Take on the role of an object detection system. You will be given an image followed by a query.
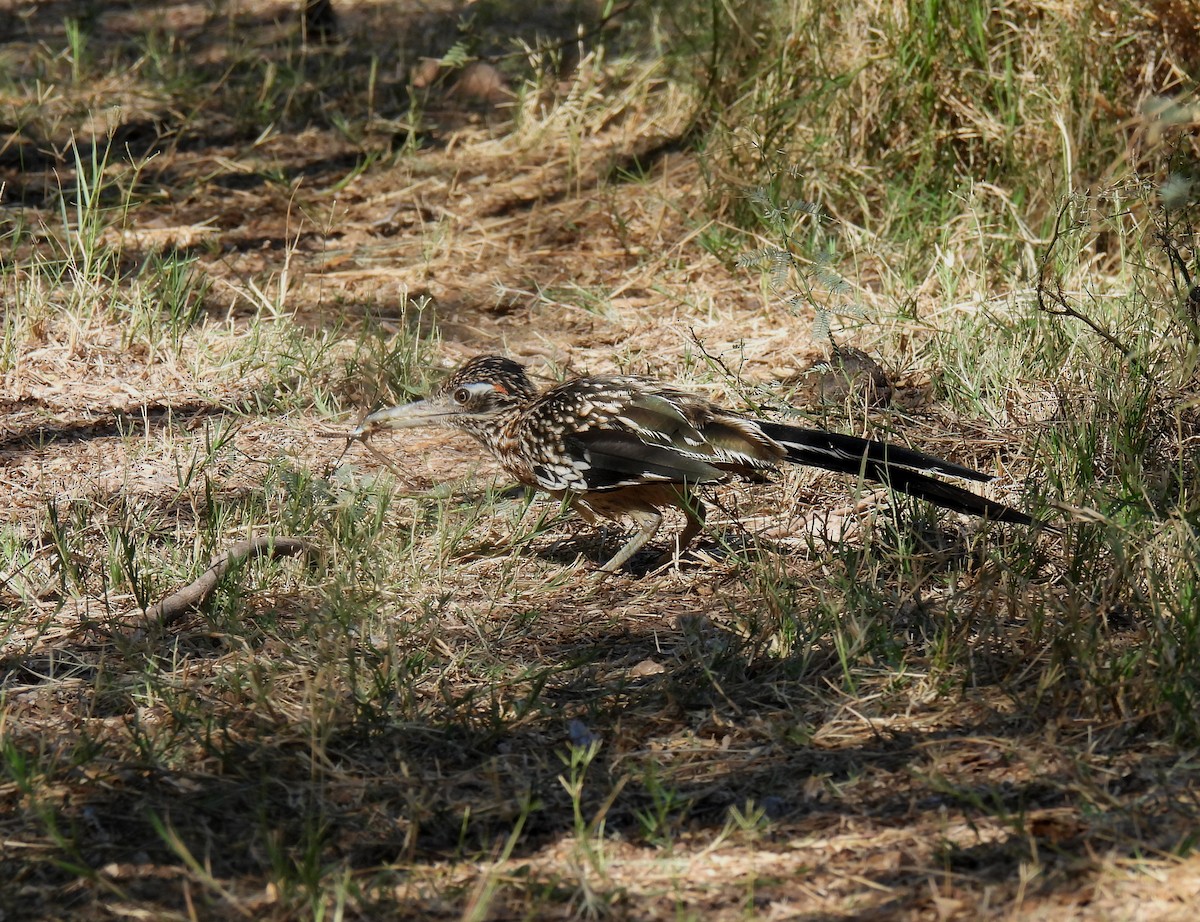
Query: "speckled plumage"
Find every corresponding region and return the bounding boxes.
[359,354,1044,571]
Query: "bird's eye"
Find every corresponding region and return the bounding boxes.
[452,386,471,405]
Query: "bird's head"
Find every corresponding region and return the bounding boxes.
[355,355,537,439]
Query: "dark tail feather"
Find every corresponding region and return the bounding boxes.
[758,422,991,482]
[759,422,1045,527]
[858,459,1043,526]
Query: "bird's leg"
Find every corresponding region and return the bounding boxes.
[599,508,663,573]
[653,489,707,568]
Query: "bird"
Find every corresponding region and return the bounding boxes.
[354,354,1046,572]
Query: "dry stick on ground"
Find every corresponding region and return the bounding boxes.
[1036,198,1136,361]
[144,537,314,626]
[1037,276,1135,358]
[145,428,363,627]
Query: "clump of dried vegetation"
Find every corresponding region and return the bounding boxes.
[2,0,1199,918]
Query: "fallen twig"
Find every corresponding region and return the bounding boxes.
[145,536,314,626]
[1036,197,1136,361]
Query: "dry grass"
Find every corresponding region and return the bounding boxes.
[2,0,1199,919]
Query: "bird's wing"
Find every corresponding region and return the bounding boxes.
[516,379,750,492]
[614,392,784,465]
[564,431,725,490]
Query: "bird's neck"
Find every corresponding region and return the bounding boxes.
[454,408,523,465]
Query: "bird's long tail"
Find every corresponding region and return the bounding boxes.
[757,421,1044,527]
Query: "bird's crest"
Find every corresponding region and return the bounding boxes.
[442,355,538,403]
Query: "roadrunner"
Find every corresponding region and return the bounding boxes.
[356,355,1043,571]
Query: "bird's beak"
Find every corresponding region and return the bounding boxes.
[352,398,451,437]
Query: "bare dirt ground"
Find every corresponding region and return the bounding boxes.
[3,2,1200,920]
